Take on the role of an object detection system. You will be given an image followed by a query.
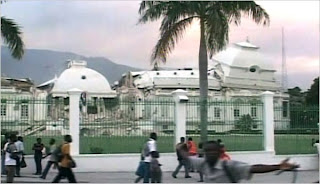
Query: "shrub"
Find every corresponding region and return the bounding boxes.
[235,114,254,131]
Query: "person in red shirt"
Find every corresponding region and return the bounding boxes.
[187,137,197,156]
[217,139,231,161]
[187,137,198,172]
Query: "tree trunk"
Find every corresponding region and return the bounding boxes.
[199,18,208,143]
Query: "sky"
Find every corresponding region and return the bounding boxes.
[1,1,319,90]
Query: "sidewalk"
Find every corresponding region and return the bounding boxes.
[1,170,319,183]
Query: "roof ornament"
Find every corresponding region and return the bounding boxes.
[246,36,250,43]
[67,60,87,68]
[152,61,159,71]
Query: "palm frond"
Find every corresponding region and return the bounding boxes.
[204,8,229,59]
[1,16,24,60]
[138,1,170,24]
[160,2,199,31]
[152,16,195,63]
[139,1,270,62]
[221,1,270,26]
[138,1,156,15]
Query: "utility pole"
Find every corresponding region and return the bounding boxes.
[281,27,288,92]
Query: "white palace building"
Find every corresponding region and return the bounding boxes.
[115,40,290,132]
[117,41,286,101]
[1,40,290,136]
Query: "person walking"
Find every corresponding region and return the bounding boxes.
[150,151,162,183]
[187,137,197,172]
[52,135,77,183]
[142,132,157,183]
[40,138,59,179]
[4,134,18,183]
[187,137,198,156]
[134,147,146,183]
[197,142,204,182]
[172,137,191,179]
[1,135,9,175]
[14,136,24,177]
[32,138,45,175]
[178,140,299,183]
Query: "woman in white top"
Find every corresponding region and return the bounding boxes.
[4,134,18,183]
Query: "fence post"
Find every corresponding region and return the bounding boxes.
[172,89,188,146]
[68,88,82,155]
[261,91,275,152]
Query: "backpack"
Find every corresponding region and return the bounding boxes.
[51,144,63,162]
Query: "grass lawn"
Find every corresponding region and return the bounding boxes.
[21,134,318,155]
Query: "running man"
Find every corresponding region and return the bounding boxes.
[178,140,299,183]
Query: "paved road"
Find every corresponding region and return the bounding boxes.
[1,170,319,183]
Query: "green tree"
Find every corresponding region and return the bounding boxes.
[1,16,25,59]
[138,1,269,142]
[235,114,255,131]
[305,77,319,105]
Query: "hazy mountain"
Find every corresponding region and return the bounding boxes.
[1,47,141,85]
[1,47,317,91]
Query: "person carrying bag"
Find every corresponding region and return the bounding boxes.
[20,156,27,168]
[52,135,77,183]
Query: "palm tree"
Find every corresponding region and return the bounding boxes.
[1,16,24,60]
[138,1,269,142]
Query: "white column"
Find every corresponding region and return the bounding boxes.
[261,91,275,152]
[172,89,188,146]
[68,88,82,155]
